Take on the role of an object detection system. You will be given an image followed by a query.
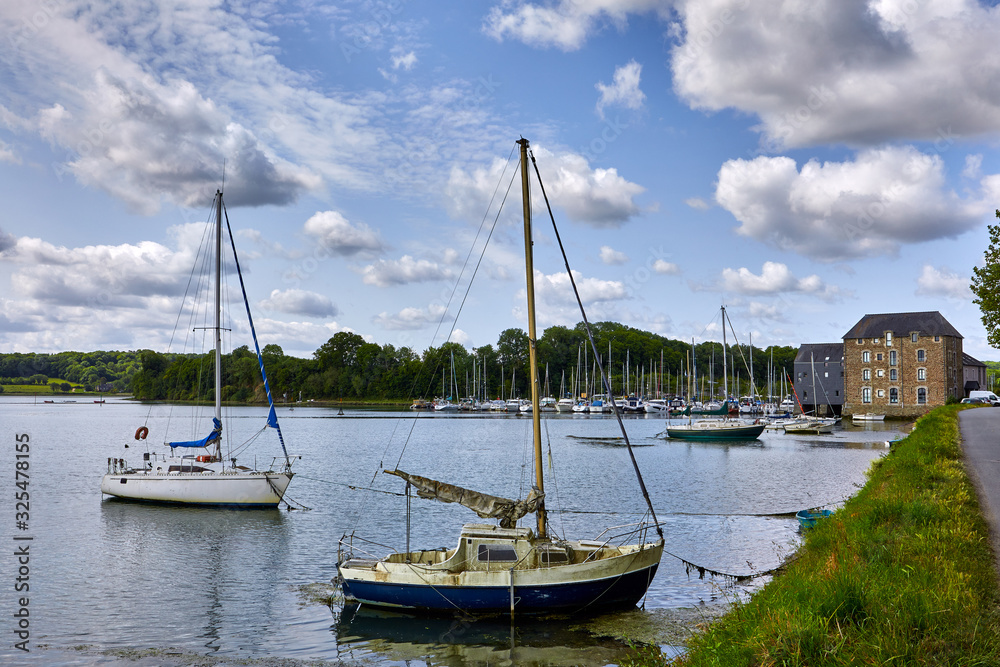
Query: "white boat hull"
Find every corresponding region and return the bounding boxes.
[101,468,293,507]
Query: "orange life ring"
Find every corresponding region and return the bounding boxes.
[134,426,149,441]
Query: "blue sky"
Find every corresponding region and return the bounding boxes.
[1,0,999,360]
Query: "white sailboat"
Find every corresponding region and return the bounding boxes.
[101,191,298,508]
[336,139,663,615]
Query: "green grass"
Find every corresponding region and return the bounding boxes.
[669,405,1000,666]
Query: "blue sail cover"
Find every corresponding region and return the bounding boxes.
[168,417,222,448]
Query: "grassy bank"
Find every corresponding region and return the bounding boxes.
[664,405,1000,665]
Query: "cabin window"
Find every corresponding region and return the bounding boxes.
[862,387,872,404]
[911,333,919,342]
[890,388,899,404]
[478,544,518,562]
[167,465,209,473]
[862,351,871,363]
[540,549,569,565]
[890,351,897,366]
[863,369,871,381]
[886,332,892,346]
[917,388,927,404]
[917,368,926,381]
[917,349,926,362]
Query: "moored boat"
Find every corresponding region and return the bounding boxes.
[336,138,663,616]
[100,190,298,508]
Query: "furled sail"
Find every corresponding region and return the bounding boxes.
[168,417,222,448]
[385,469,543,529]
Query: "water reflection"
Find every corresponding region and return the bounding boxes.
[334,603,639,666]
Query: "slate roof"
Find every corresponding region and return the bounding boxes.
[963,352,986,368]
[794,343,844,364]
[842,311,962,340]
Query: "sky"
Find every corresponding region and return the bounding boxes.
[2,0,1000,362]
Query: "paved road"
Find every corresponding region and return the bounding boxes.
[959,407,1000,573]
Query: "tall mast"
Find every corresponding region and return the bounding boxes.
[519,138,546,538]
[722,305,728,404]
[214,191,224,459]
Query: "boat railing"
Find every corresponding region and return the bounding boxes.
[337,533,400,563]
[589,521,657,548]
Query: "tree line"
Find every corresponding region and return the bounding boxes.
[129,322,799,403]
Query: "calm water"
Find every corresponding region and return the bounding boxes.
[0,397,895,665]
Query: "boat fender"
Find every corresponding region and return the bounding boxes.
[134,426,149,441]
[754,419,761,425]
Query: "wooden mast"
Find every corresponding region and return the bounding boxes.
[519,138,546,538]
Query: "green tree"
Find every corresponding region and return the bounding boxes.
[972,210,1000,348]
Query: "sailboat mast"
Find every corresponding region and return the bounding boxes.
[519,138,546,538]
[721,305,728,403]
[213,191,224,458]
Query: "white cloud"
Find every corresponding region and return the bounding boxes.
[595,60,645,119]
[916,265,973,300]
[599,245,629,265]
[684,197,709,210]
[715,146,994,261]
[258,289,337,318]
[392,50,418,70]
[720,261,843,302]
[445,146,645,227]
[483,0,668,51]
[671,0,1000,148]
[373,304,450,330]
[360,255,454,287]
[302,211,386,258]
[652,259,680,275]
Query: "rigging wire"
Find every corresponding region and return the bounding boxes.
[527,146,664,541]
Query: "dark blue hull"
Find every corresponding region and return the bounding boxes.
[341,562,659,615]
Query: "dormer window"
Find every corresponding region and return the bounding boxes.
[885,332,893,347]
[911,333,918,343]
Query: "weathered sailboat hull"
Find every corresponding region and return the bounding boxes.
[340,542,662,614]
[100,471,292,507]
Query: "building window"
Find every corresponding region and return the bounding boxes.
[877,369,884,378]
[890,350,897,366]
[917,388,927,404]
[863,369,871,381]
[890,388,898,404]
[917,368,926,381]
[934,336,940,342]
[877,353,883,361]
[862,351,871,363]
[877,389,885,398]
[862,387,872,404]
[857,338,863,344]
[886,332,892,346]
[890,369,897,381]
[917,349,925,362]
[911,333,918,342]
[835,390,840,397]
[824,372,829,378]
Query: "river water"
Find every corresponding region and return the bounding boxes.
[0,396,897,665]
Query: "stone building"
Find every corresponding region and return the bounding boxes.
[842,311,963,417]
[962,353,988,396]
[792,343,844,417]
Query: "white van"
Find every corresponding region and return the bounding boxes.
[968,390,1000,406]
